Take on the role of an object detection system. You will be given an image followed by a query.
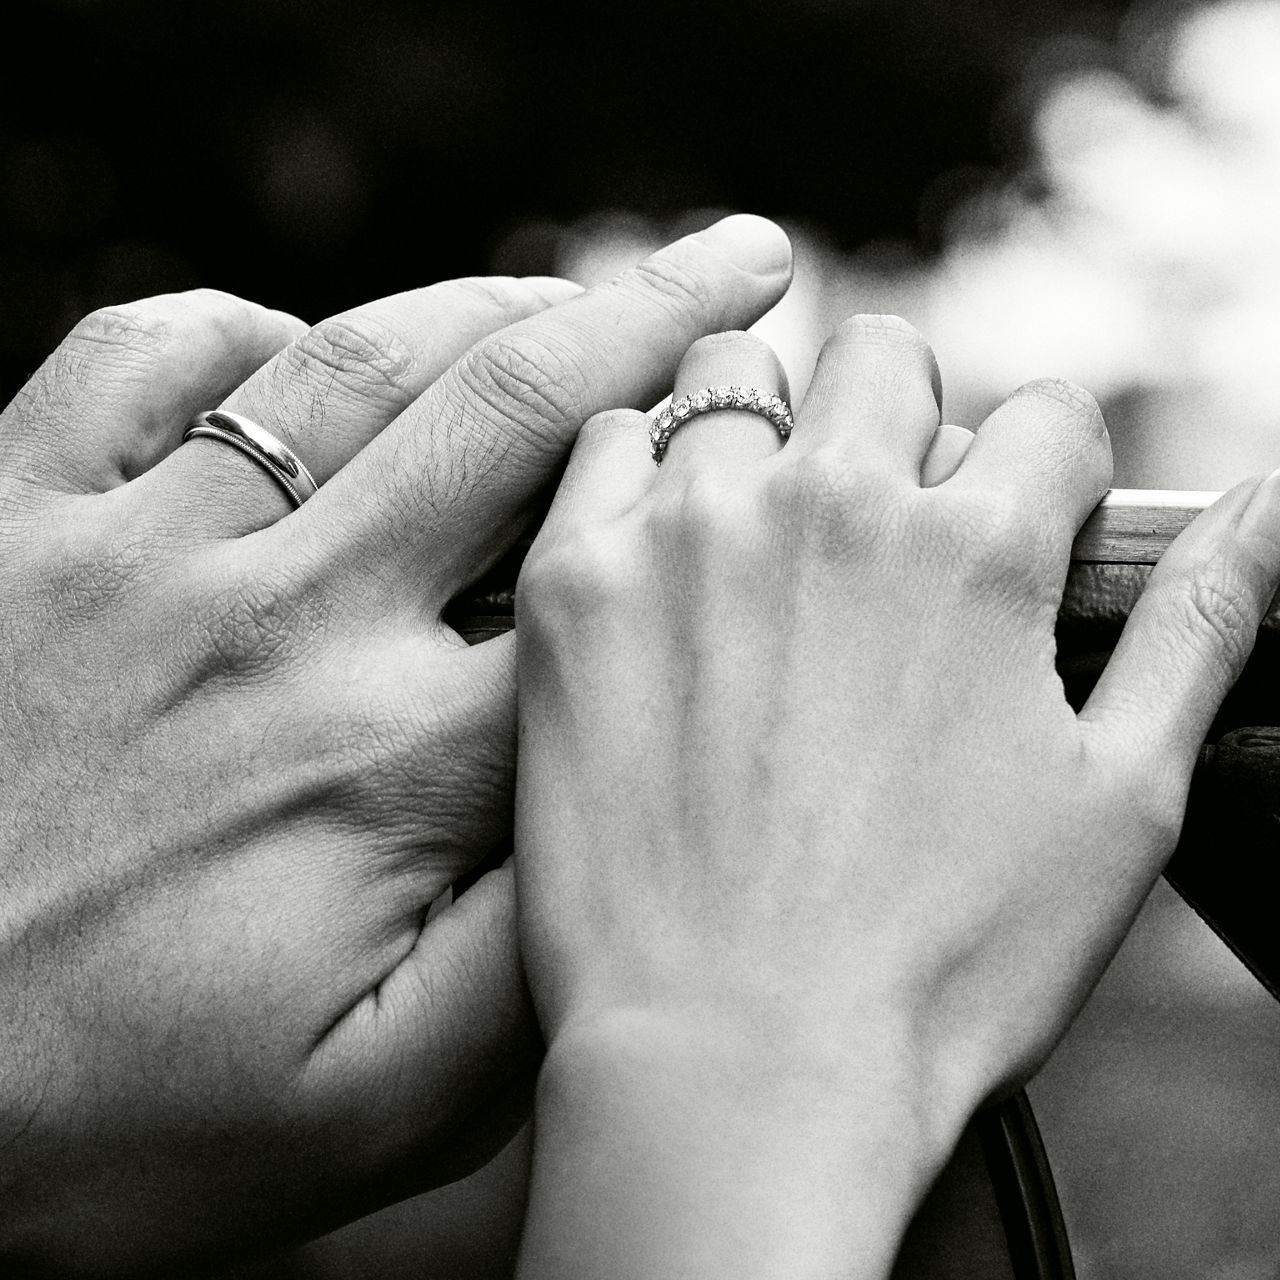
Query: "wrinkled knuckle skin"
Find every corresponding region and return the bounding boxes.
[456,331,588,455]
[286,314,417,415]
[17,304,175,413]
[315,688,511,846]
[67,301,175,362]
[3,304,163,442]
[32,516,150,622]
[448,274,536,314]
[623,254,717,322]
[955,490,1024,555]
[185,569,306,681]
[1177,561,1258,685]
[579,408,641,449]
[933,491,1057,603]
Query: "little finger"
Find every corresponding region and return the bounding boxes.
[942,378,1113,562]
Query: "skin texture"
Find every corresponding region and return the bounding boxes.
[0,216,793,1277]
[513,320,1280,1280]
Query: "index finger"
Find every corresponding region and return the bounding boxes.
[279,215,792,611]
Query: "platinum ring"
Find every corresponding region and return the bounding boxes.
[182,410,319,507]
[649,386,794,466]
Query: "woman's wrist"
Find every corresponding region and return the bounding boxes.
[517,1006,970,1280]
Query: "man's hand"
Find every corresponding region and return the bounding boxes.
[513,320,1280,1280]
[0,216,792,1275]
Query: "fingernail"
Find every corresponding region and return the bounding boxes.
[688,214,792,278]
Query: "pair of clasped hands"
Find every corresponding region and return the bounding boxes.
[2,215,1278,1279]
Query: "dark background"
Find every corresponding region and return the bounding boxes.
[2,0,1137,398]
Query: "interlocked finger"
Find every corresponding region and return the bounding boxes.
[532,409,654,546]
[277,215,793,618]
[127,276,581,542]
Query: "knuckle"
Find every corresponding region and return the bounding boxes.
[446,274,540,315]
[45,304,173,399]
[179,286,249,316]
[580,407,644,449]
[455,329,587,454]
[317,681,507,839]
[287,313,417,414]
[951,489,1024,552]
[319,698,413,803]
[1173,561,1257,681]
[185,565,305,679]
[35,509,150,619]
[937,490,1056,597]
[767,447,898,554]
[660,470,745,537]
[622,253,717,322]
[67,301,173,359]
[518,532,625,636]
[822,315,939,409]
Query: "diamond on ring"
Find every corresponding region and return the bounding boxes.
[648,385,794,466]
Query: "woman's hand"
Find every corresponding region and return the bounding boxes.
[0,216,792,1275]
[513,320,1280,1279]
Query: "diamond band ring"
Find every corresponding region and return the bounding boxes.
[649,386,794,466]
[182,410,319,507]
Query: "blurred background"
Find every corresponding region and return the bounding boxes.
[5,0,1280,1276]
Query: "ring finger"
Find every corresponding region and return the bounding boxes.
[653,330,791,476]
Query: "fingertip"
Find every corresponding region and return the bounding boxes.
[684,214,793,281]
[1007,377,1107,440]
